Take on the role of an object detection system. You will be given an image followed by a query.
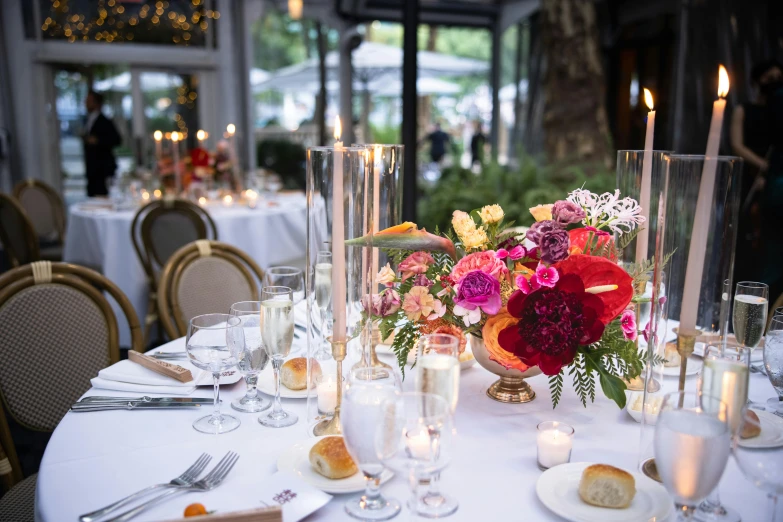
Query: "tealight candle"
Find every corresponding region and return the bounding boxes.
[245,189,258,209]
[315,374,341,415]
[222,194,233,206]
[141,190,150,201]
[405,427,432,460]
[153,189,162,199]
[198,196,207,207]
[536,421,574,470]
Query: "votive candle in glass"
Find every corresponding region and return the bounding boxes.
[537,421,574,470]
[315,374,341,415]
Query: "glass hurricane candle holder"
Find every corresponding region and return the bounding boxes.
[536,421,574,470]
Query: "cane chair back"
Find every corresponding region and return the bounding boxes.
[158,241,264,338]
[0,194,39,269]
[12,179,66,244]
[0,262,141,486]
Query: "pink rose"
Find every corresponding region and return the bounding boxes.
[398,252,435,281]
[451,251,509,282]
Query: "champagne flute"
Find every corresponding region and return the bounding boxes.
[185,314,243,434]
[264,266,305,305]
[376,392,455,518]
[696,345,750,522]
[732,407,783,522]
[765,317,783,414]
[733,282,768,351]
[654,391,730,521]
[314,251,333,360]
[229,301,271,413]
[258,286,297,428]
[341,367,402,521]
[413,333,460,517]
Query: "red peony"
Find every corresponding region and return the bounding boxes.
[498,274,606,376]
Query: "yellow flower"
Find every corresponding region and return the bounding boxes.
[451,210,476,238]
[461,228,488,250]
[376,263,396,286]
[480,204,504,224]
[529,204,553,222]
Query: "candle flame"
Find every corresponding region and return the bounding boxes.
[643,88,654,110]
[153,189,162,198]
[196,129,207,141]
[153,130,163,141]
[171,132,180,142]
[226,123,236,135]
[198,196,206,206]
[718,65,729,98]
[223,194,233,204]
[334,116,342,141]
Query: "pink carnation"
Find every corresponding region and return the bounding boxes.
[398,252,435,281]
[451,251,509,282]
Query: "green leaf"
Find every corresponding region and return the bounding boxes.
[469,209,483,226]
[619,227,642,250]
[599,372,627,409]
[549,374,564,409]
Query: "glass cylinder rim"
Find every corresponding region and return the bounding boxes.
[536,420,575,435]
[189,313,241,329]
[770,316,783,328]
[419,333,460,346]
[229,300,261,312]
[666,154,743,162]
[351,143,405,149]
[266,266,302,275]
[306,145,368,152]
[616,149,674,154]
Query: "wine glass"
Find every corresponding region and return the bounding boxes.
[732,406,783,522]
[341,367,402,521]
[654,391,730,521]
[696,345,751,522]
[229,301,271,413]
[314,251,333,360]
[258,286,297,428]
[376,392,455,518]
[185,314,243,434]
[765,317,783,414]
[733,282,769,351]
[265,266,305,305]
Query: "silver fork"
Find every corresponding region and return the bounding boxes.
[106,452,240,522]
[79,453,211,522]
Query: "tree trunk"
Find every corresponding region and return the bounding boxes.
[540,0,613,168]
[418,26,438,133]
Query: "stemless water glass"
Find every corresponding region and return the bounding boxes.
[341,367,402,521]
[733,282,769,351]
[264,266,305,304]
[765,317,783,414]
[229,301,271,413]
[258,286,298,428]
[696,345,751,521]
[314,251,333,360]
[416,334,460,412]
[654,391,730,521]
[732,407,783,522]
[376,392,456,518]
[186,314,243,434]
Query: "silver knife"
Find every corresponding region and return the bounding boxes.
[78,396,214,404]
[148,352,188,359]
[71,402,202,412]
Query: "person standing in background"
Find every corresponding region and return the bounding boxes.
[421,122,451,165]
[83,90,121,197]
[470,120,487,168]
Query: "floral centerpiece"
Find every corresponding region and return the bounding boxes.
[348,190,663,409]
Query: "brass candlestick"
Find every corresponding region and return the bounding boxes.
[673,327,701,393]
[313,339,346,436]
[352,324,392,372]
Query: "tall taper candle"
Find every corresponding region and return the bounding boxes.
[332,116,346,342]
[171,131,181,195]
[680,65,730,331]
[635,88,655,263]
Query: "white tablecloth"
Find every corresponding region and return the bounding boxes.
[35,338,773,522]
[62,195,308,346]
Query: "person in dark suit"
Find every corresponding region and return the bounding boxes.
[83,90,121,197]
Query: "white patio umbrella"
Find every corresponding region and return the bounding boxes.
[94,71,183,92]
[372,76,462,97]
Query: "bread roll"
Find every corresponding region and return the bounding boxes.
[740,410,762,439]
[578,464,636,509]
[309,437,358,479]
[281,358,322,390]
[664,342,681,367]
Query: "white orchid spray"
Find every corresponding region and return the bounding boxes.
[567,188,645,235]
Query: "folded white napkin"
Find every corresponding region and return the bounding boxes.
[90,359,201,395]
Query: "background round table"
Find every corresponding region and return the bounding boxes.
[63,194,307,347]
[35,337,773,521]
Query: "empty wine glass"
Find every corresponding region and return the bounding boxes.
[654,391,730,520]
[258,286,297,428]
[265,266,305,305]
[313,251,332,360]
[733,282,769,352]
[229,301,271,413]
[765,317,783,414]
[376,392,456,518]
[186,314,243,434]
[341,367,402,521]
[732,406,783,522]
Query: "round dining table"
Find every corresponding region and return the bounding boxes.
[62,193,308,347]
[35,336,774,522]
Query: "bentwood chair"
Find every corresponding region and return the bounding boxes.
[0,261,142,514]
[768,292,783,330]
[0,194,39,270]
[12,179,67,261]
[131,198,218,346]
[157,241,264,339]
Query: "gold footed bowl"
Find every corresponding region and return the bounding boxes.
[470,335,541,403]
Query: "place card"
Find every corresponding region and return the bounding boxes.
[255,471,332,521]
[128,351,193,383]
